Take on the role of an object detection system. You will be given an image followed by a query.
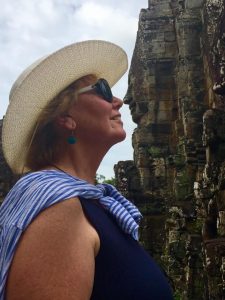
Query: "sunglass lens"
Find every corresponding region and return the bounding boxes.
[96,79,113,102]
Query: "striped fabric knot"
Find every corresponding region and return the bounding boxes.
[96,184,142,240]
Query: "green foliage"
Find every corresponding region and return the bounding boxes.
[95,174,106,184]
[173,290,182,300]
[95,173,115,185]
[103,177,116,185]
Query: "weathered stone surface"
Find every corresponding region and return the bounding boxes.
[0,120,18,204]
[116,0,225,299]
[114,160,141,201]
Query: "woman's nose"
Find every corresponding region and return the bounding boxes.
[112,96,123,109]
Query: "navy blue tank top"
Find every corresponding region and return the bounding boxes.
[79,198,174,300]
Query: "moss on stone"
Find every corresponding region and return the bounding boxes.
[174,169,193,201]
[173,154,186,168]
[173,290,182,300]
[147,146,162,158]
[187,219,203,234]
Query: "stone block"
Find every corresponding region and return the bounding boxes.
[133,130,171,150]
[186,0,204,9]
[164,31,176,42]
[156,60,176,75]
[153,158,166,177]
[156,76,176,88]
[147,75,156,86]
[148,100,176,111]
[147,109,175,122]
[218,211,225,236]
[156,89,177,101]
[165,42,178,57]
[151,41,166,54]
[146,123,172,134]
[144,31,165,42]
[169,229,180,243]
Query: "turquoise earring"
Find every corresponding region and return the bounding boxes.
[67,131,77,144]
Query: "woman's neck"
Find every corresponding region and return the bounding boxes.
[49,142,109,184]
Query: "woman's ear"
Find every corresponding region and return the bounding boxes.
[55,115,76,130]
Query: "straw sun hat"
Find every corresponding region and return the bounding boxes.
[2,40,128,174]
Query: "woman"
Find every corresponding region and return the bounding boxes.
[0,40,173,299]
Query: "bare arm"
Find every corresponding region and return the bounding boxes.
[6,198,99,300]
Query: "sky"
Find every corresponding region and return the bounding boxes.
[0,0,148,179]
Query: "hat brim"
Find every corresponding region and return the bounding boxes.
[2,40,128,173]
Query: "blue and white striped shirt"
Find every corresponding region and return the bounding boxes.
[0,170,142,299]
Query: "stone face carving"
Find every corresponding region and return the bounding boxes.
[115,0,225,299]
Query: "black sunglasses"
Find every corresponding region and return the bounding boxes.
[77,78,113,102]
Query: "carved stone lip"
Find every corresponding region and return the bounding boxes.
[129,101,136,113]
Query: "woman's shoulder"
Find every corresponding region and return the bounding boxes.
[6,196,98,299]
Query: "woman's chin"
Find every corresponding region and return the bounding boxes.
[112,130,126,145]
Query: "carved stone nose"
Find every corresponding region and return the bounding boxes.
[123,95,132,105]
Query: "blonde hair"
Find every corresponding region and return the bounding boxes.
[25,74,97,171]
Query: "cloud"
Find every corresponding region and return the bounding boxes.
[73,2,137,37]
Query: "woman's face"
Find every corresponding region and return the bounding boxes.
[68,78,126,148]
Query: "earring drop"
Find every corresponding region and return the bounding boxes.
[67,131,77,144]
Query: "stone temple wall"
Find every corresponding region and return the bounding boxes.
[0,119,18,204]
[115,0,225,299]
